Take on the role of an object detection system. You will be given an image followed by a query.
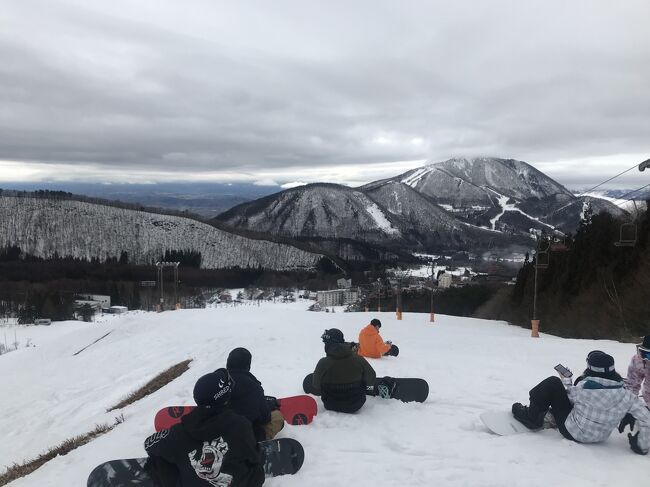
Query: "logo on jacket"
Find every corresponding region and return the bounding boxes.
[188,438,233,487]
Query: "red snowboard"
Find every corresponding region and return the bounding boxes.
[154,395,318,431]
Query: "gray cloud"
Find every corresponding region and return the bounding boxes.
[1,0,649,188]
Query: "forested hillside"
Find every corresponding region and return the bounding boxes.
[0,193,324,271]
[476,202,650,339]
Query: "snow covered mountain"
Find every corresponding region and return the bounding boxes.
[0,195,325,270]
[217,183,402,241]
[215,183,412,259]
[393,157,573,205]
[382,157,626,234]
[215,182,517,257]
[215,158,627,258]
[363,181,514,248]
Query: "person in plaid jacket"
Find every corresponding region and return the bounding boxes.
[625,335,650,407]
[511,351,650,455]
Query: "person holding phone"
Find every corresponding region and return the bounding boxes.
[511,351,650,455]
[625,335,650,407]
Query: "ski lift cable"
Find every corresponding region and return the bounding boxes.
[576,163,641,197]
[547,162,642,217]
[611,182,650,208]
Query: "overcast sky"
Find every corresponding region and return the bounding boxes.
[1,0,649,189]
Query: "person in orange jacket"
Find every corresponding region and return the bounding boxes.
[357,319,399,358]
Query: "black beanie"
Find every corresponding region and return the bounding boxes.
[321,328,345,344]
[226,347,252,371]
[193,369,234,407]
[586,350,615,373]
[370,319,381,328]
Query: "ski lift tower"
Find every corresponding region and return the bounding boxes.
[429,259,436,323]
[531,235,550,338]
[155,261,180,311]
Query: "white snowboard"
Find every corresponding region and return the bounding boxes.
[480,410,555,436]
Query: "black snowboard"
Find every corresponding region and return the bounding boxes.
[87,438,304,486]
[303,373,428,403]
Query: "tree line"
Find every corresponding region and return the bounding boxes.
[476,201,650,339]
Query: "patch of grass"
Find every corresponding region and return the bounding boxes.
[107,359,192,412]
[0,415,124,486]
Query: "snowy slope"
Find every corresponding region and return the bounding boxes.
[0,195,323,270]
[1,304,647,487]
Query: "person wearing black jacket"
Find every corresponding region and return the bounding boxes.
[144,369,264,487]
[226,347,284,441]
[312,328,376,413]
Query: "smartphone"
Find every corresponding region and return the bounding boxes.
[554,364,573,378]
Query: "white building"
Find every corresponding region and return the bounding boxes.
[317,289,359,307]
[337,278,352,289]
[438,273,453,288]
[76,294,111,308]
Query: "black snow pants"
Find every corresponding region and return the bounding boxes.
[529,376,576,441]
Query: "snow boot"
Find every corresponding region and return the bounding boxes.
[511,402,546,430]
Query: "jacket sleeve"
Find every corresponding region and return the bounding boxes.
[625,355,644,396]
[360,357,376,386]
[312,358,326,395]
[221,417,263,482]
[375,333,391,355]
[628,398,650,454]
[144,429,175,462]
[257,385,272,424]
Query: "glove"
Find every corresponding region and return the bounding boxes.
[264,396,280,410]
[628,431,647,455]
[618,413,636,434]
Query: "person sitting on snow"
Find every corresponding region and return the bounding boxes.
[357,319,399,358]
[144,369,264,487]
[311,328,376,413]
[225,347,285,441]
[625,335,650,407]
[511,350,650,455]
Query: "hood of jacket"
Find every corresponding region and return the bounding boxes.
[180,405,231,441]
[325,342,354,359]
[360,324,379,339]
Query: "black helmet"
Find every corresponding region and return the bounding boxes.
[370,318,382,328]
[321,328,345,344]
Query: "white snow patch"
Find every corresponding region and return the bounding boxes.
[366,203,401,235]
[488,190,556,231]
[401,167,433,188]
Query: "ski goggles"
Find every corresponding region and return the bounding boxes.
[637,345,650,361]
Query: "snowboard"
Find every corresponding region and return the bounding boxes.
[154,395,317,431]
[87,438,305,486]
[303,373,429,403]
[480,410,556,436]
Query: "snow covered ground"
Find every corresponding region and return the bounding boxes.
[1,302,648,487]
